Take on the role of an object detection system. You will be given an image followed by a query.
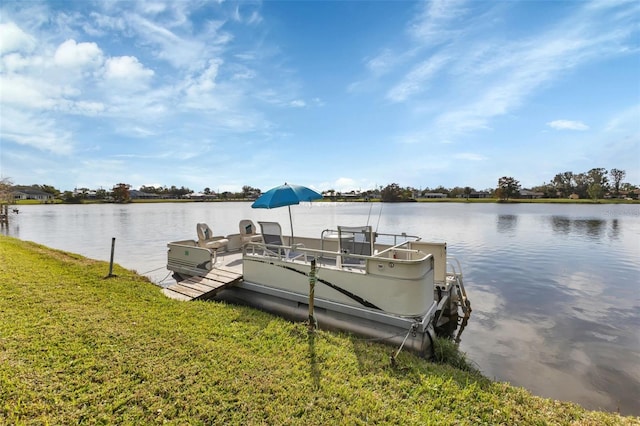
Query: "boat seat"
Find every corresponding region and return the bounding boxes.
[196,223,229,266]
[239,219,262,246]
[258,221,305,261]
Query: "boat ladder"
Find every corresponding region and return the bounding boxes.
[447,257,472,319]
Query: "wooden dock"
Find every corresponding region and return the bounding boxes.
[162,268,243,301]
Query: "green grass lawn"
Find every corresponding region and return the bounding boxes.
[0,235,637,425]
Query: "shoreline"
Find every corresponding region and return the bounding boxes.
[1,235,638,423]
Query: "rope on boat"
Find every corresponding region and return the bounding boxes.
[365,202,374,227]
[247,258,382,310]
[375,203,383,233]
[353,329,413,343]
[140,266,167,275]
[390,323,418,366]
[156,271,173,284]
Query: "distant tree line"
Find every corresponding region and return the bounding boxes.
[6,167,637,204]
[530,168,630,200]
[138,185,193,197]
[379,168,634,202]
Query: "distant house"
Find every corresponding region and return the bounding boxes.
[610,189,639,200]
[518,189,544,199]
[129,190,160,199]
[13,188,54,201]
[73,188,97,199]
[245,191,260,200]
[569,193,580,200]
[186,192,218,200]
[336,191,362,200]
[422,193,447,199]
[468,191,492,199]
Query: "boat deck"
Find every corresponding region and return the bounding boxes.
[163,251,244,301]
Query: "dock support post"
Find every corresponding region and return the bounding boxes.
[107,237,116,278]
[0,205,8,225]
[308,259,317,331]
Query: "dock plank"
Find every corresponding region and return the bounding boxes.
[183,275,228,287]
[163,268,243,301]
[202,268,241,281]
[165,283,204,299]
[162,288,192,301]
[178,280,221,294]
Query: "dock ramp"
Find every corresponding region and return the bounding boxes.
[163,268,242,301]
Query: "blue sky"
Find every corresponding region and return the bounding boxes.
[1,0,638,193]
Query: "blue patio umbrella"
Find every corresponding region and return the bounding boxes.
[251,183,323,244]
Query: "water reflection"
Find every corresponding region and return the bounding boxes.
[496,214,518,233]
[551,216,571,234]
[550,216,609,240]
[608,219,620,240]
[576,219,605,239]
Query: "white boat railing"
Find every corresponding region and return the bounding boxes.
[373,241,422,259]
[374,231,421,246]
[244,238,430,269]
[446,256,464,279]
[320,229,421,244]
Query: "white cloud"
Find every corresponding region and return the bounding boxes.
[387,53,450,102]
[54,39,103,68]
[88,12,127,33]
[247,11,263,25]
[322,177,373,193]
[604,104,640,132]
[0,22,36,54]
[408,0,469,45]
[289,99,305,108]
[547,120,589,131]
[1,52,45,73]
[353,0,637,145]
[138,2,167,15]
[103,56,154,81]
[430,1,637,138]
[233,5,263,25]
[366,48,396,76]
[0,108,73,154]
[454,152,487,161]
[68,101,106,116]
[185,59,222,95]
[0,74,58,109]
[394,132,429,145]
[127,13,230,70]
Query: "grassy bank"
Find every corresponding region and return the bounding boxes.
[1,236,637,425]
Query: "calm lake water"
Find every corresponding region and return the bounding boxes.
[2,202,639,415]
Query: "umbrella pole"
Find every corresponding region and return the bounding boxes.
[288,205,294,246]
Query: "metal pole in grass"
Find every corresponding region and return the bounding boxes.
[308,258,317,332]
[106,237,117,278]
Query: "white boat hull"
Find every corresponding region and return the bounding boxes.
[242,255,435,316]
